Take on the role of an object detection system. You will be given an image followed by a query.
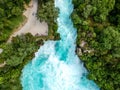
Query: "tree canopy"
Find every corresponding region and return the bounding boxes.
[72,0,120,90]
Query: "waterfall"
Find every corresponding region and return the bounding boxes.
[21,0,100,90]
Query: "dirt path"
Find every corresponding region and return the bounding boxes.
[7,0,48,43]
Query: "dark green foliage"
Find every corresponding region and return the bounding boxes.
[72,0,120,90]
[0,0,30,43]
[109,0,120,25]
[37,0,58,25]
[37,0,60,40]
[24,0,30,4]
[0,0,59,89]
[0,33,41,89]
[73,0,115,22]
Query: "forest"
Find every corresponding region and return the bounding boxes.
[72,0,120,90]
[0,0,30,43]
[0,0,58,89]
[0,0,120,90]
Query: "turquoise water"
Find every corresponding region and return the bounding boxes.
[21,0,100,90]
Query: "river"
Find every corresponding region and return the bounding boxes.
[21,0,100,90]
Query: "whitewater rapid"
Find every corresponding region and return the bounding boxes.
[21,0,100,90]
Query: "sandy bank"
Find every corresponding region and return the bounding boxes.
[8,0,48,42]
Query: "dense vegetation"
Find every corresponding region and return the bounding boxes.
[0,0,120,90]
[37,0,59,40]
[0,0,37,89]
[0,0,59,89]
[0,33,40,89]
[72,0,120,90]
[0,32,50,89]
[0,0,30,43]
